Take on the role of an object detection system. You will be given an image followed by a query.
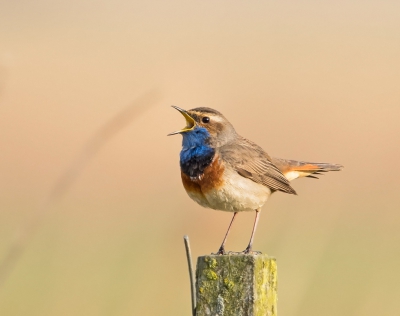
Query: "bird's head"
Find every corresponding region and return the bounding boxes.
[168,106,237,148]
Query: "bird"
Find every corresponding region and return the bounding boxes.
[168,106,343,254]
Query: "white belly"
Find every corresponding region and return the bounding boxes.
[203,168,271,212]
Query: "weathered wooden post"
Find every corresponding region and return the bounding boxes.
[195,254,277,316]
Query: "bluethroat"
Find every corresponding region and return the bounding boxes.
[169,106,342,254]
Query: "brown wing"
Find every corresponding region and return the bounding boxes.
[220,137,297,195]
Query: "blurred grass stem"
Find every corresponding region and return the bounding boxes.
[184,235,196,316]
[0,90,161,288]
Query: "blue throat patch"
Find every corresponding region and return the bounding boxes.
[180,127,215,178]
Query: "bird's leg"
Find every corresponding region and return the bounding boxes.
[243,209,261,254]
[216,212,238,255]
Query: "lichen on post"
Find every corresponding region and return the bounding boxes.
[195,254,277,316]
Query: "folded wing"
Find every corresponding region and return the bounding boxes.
[220,137,297,195]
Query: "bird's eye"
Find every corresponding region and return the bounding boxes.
[202,117,210,123]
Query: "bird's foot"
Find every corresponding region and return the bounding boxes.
[242,245,252,254]
[215,246,226,255]
[242,246,262,255]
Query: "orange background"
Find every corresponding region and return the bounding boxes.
[0,1,399,315]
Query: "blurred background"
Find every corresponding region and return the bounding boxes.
[1,0,399,315]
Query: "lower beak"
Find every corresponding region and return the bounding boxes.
[167,106,196,136]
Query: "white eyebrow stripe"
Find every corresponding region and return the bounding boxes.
[209,115,224,122]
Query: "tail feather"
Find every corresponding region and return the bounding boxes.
[271,158,343,181]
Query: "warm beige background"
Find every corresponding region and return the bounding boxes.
[1,1,399,315]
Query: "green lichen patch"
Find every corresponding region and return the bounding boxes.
[205,257,218,269]
[254,257,277,316]
[223,278,235,290]
[205,269,218,280]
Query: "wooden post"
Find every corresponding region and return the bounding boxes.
[195,254,277,316]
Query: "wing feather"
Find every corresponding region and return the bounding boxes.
[220,137,297,195]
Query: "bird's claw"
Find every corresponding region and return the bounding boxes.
[242,247,261,255]
[215,246,226,255]
[243,246,251,254]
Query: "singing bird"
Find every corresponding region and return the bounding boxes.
[168,106,342,254]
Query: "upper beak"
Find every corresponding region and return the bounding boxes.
[167,106,196,136]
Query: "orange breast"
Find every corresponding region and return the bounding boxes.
[181,155,225,196]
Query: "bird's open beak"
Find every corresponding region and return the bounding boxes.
[167,106,196,136]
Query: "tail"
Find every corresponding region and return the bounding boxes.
[272,158,343,181]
